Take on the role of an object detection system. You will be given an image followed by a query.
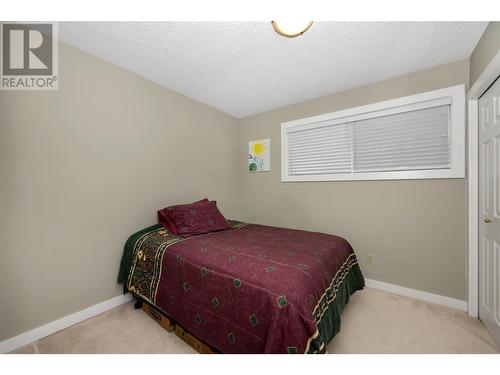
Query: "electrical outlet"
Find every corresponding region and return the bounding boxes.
[366,253,375,265]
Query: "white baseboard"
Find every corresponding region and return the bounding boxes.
[364,278,467,312]
[0,293,133,354]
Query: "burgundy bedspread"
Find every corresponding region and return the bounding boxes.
[126,222,364,353]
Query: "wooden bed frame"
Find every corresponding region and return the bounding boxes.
[134,296,217,354]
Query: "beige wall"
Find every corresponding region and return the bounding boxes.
[470,22,500,86]
[0,43,239,341]
[237,60,470,301]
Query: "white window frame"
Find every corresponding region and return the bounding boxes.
[281,84,465,182]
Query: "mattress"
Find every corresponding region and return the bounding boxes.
[118,220,364,353]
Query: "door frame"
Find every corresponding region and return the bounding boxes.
[467,50,500,317]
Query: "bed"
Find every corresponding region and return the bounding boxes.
[118,220,364,354]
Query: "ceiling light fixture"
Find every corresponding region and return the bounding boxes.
[271,21,313,38]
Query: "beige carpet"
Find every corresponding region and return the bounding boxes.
[11,288,499,354]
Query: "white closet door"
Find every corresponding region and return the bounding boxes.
[478,76,500,348]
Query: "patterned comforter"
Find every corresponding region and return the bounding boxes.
[118,221,364,354]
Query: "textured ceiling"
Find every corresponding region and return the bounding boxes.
[59,22,487,118]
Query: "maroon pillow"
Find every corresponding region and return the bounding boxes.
[157,198,208,234]
[168,200,230,235]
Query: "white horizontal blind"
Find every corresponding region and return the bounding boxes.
[353,105,450,172]
[281,85,465,181]
[287,123,351,176]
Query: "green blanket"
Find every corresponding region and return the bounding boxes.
[117,224,162,285]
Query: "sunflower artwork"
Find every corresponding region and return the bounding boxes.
[248,139,270,172]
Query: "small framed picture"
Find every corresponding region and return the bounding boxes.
[248,139,270,172]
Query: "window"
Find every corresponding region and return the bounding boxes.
[281,85,465,181]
